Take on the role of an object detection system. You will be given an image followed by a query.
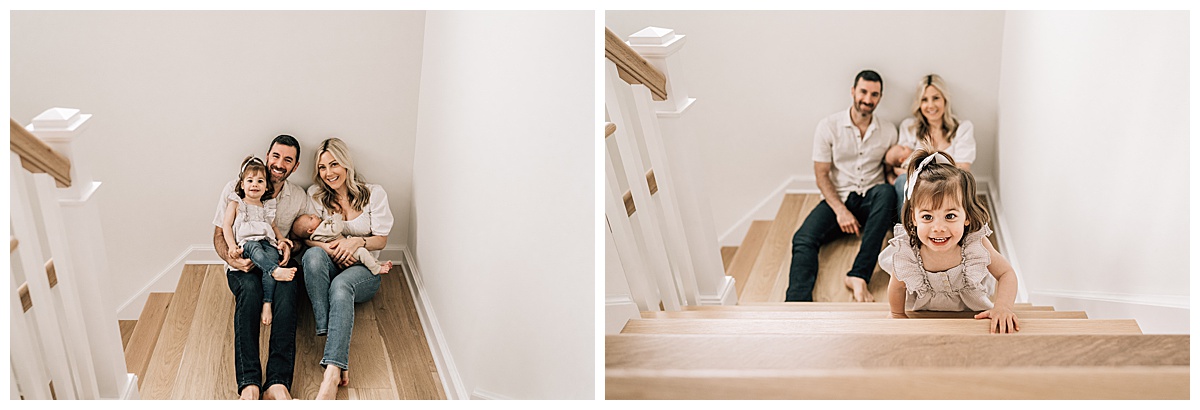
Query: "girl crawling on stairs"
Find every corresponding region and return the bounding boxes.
[879,149,1020,334]
[221,156,297,326]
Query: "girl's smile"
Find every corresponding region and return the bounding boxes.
[914,197,968,253]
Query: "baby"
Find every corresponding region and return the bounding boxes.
[293,213,392,275]
[884,144,914,184]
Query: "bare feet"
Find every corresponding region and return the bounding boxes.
[262,302,273,325]
[239,385,260,400]
[271,266,297,282]
[377,261,392,275]
[316,365,346,400]
[262,384,292,400]
[844,276,874,302]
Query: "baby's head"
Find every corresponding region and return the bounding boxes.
[901,149,990,249]
[292,214,321,238]
[885,144,914,168]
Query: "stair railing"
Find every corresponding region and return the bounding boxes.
[604,26,734,331]
[9,109,136,399]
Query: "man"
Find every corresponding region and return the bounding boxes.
[786,70,898,303]
[212,135,314,399]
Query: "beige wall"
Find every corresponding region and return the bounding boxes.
[10,11,425,313]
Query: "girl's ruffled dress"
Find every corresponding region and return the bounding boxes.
[878,224,994,311]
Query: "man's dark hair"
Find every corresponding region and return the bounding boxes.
[267,134,301,157]
[853,70,883,92]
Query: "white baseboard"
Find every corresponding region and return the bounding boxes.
[399,247,467,400]
[717,175,817,247]
[470,389,512,400]
[116,245,222,320]
[1028,290,1189,334]
[605,295,640,335]
[698,276,737,306]
[119,374,140,399]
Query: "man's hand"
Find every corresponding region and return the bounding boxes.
[278,239,293,266]
[229,256,254,272]
[834,207,861,235]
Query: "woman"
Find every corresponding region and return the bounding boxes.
[300,137,393,399]
[893,74,976,214]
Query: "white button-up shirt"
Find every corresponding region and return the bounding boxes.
[812,108,898,201]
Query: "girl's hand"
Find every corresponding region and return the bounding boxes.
[228,246,243,260]
[890,311,909,319]
[975,307,1020,334]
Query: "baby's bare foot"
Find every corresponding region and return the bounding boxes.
[378,261,392,275]
[262,302,273,325]
[844,276,874,302]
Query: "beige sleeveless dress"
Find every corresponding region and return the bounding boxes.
[878,224,994,312]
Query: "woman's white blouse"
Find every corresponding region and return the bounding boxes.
[898,118,976,165]
[307,183,393,258]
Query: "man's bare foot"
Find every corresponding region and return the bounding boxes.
[262,302,273,325]
[316,365,343,400]
[378,261,392,275]
[844,276,874,302]
[262,384,292,400]
[239,384,260,400]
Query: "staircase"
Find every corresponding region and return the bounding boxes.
[120,263,446,400]
[606,193,1190,399]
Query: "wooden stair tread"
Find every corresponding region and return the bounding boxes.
[606,366,1190,399]
[642,310,1088,319]
[171,265,237,399]
[119,320,137,350]
[123,292,173,387]
[140,264,208,398]
[606,334,1190,370]
[741,194,816,302]
[685,303,1051,311]
[725,220,771,298]
[373,266,447,399]
[621,318,1142,335]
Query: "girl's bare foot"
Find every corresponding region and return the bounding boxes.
[844,276,874,302]
[239,384,260,400]
[315,365,342,400]
[378,261,392,275]
[262,302,273,325]
[262,384,292,400]
[272,266,297,282]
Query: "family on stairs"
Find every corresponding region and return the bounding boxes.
[606,69,1190,399]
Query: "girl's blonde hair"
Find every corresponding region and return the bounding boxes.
[901,149,989,248]
[311,138,371,214]
[235,156,274,200]
[907,74,960,151]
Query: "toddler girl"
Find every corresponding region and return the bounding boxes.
[221,156,296,325]
[879,149,1020,333]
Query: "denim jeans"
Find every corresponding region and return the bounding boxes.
[893,172,909,220]
[242,239,281,304]
[785,183,897,302]
[225,265,298,395]
[301,246,381,371]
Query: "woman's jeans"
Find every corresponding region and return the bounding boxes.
[302,246,381,371]
[241,239,281,304]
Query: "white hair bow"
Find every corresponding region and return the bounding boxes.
[905,153,952,201]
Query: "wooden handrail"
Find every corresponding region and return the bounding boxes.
[605,27,668,101]
[11,118,71,187]
[605,122,617,139]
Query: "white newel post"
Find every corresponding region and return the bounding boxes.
[25,108,137,399]
[627,27,735,305]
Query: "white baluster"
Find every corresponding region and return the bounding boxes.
[11,254,54,400]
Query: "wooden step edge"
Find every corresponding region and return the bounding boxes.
[621,318,1144,336]
[725,220,774,298]
[606,366,1190,400]
[686,304,1053,311]
[119,320,138,350]
[720,246,738,272]
[124,292,174,388]
[642,310,1089,319]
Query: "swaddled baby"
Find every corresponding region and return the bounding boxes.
[293,213,392,275]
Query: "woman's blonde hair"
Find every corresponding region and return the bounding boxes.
[311,138,371,214]
[908,74,960,150]
[901,149,989,248]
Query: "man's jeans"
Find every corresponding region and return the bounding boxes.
[302,246,381,371]
[785,184,897,302]
[225,265,298,394]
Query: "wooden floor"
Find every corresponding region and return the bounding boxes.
[131,262,445,400]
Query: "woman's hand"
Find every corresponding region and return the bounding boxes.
[975,307,1020,334]
[329,237,362,268]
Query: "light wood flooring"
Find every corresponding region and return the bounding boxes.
[125,261,445,400]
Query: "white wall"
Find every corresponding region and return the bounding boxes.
[997,11,1189,334]
[605,11,1005,242]
[10,11,425,314]
[409,11,594,399]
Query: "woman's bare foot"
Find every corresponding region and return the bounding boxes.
[378,261,392,275]
[844,276,874,302]
[316,365,343,400]
[262,302,273,325]
[262,384,292,400]
[239,384,260,400]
